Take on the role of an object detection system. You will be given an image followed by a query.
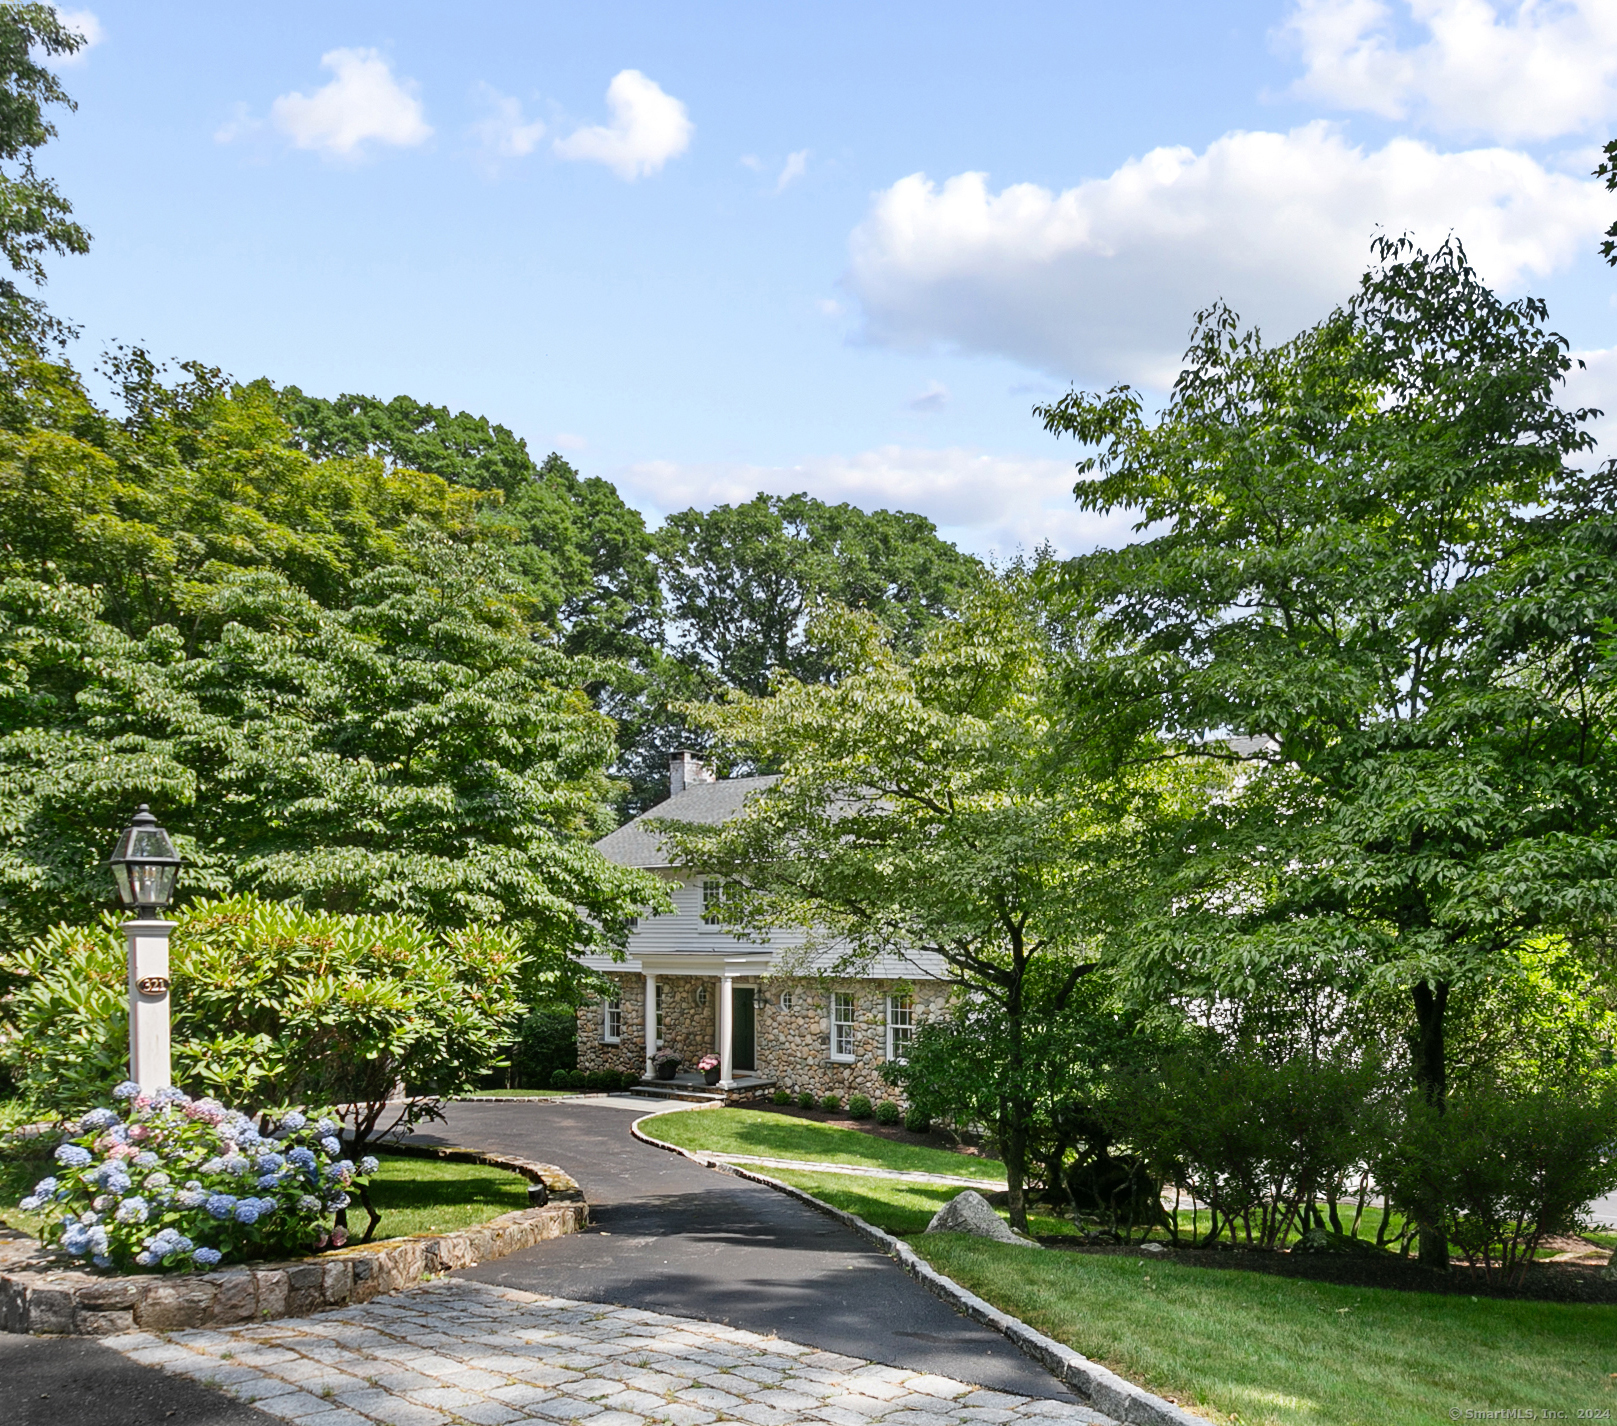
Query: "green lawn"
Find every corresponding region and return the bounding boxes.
[359,1154,531,1238]
[640,1107,1008,1180]
[913,1234,1617,1426]
[765,1167,1076,1237]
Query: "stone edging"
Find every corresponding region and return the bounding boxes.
[0,1150,588,1337]
[630,1116,1207,1426]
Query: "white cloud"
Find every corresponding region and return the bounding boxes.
[553,70,692,180]
[214,101,261,147]
[554,432,589,452]
[472,84,546,159]
[777,149,809,192]
[268,48,432,158]
[1279,0,1617,142]
[847,123,1606,387]
[52,9,103,63]
[907,381,950,413]
[1563,346,1617,466]
[615,445,1138,560]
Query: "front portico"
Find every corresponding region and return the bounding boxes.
[637,950,774,1090]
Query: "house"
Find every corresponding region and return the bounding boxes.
[575,751,950,1101]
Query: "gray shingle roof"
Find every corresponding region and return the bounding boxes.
[595,775,780,868]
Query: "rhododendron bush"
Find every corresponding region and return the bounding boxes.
[19,1082,377,1271]
[2,895,528,1147]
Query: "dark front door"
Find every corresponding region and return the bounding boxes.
[732,988,756,1073]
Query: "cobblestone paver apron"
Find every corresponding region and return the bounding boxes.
[99,1278,1118,1426]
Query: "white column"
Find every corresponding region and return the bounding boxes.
[124,918,175,1093]
[643,971,658,1078]
[718,973,734,1086]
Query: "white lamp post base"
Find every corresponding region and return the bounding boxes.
[124,918,175,1093]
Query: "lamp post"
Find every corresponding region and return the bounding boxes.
[108,805,181,1093]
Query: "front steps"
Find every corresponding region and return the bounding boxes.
[627,1074,777,1106]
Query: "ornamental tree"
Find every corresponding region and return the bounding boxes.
[660,578,1205,1231]
[1036,237,1617,1265]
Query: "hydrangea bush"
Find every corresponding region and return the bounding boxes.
[18,1082,378,1272]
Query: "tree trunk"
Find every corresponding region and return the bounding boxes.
[1411,978,1450,1269]
[1003,930,1030,1234]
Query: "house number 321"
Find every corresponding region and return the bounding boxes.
[137,976,169,995]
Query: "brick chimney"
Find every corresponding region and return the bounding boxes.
[669,749,717,799]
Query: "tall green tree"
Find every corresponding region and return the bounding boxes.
[0,4,91,343]
[656,492,982,696]
[1037,237,1617,1265]
[661,580,1196,1231]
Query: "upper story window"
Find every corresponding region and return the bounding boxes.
[701,879,741,924]
[602,994,622,1044]
[886,994,915,1062]
[831,992,856,1061]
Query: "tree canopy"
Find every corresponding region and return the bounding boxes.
[1037,236,1617,1262]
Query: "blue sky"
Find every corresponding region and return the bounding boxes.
[36,1,1617,558]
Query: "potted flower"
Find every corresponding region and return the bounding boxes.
[653,1051,681,1081]
[697,1054,721,1086]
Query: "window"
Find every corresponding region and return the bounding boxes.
[602,994,622,1043]
[886,995,915,1062]
[702,879,743,924]
[779,990,794,1012]
[831,992,856,1061]
[654,980,665,1048]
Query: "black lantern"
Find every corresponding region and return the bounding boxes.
[108,805,180,917]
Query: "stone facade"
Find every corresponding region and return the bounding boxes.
[577,971,952,1103]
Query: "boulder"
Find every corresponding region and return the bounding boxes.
[924,1190,1040,1247]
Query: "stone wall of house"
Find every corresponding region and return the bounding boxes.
[576,971,950,1100]
[756,976,951,1105]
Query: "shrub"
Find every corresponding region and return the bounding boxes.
[510,1007,578,1089]
[821,1094,842,1113]
[18,1084,372,1272]
[1377,1084,1617,1286]
[847,1095,872,1119]
[772,1090,792,1105]
[1,896,528,1151]
[796,1091,816,1109]
[874,1100,901,1125]
[903,1106,931,1133]
[549,1068,572,1089]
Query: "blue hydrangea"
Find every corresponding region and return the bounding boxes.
[18,1195,42,1211]
[192,1247,222,1268]
[153,1087,191,1106]
[236,1126,263,1149]
[326,1160,354,1180]
[32,1176,59,1197]
[320,1136,342,1156]
[256,1173,282,1190]
[326,1191,350,1210]
[205,1193,238,1219]
[133,1151,160,1169]
[78,1108,118,1131]
[286,1147,317,1173]
[221,1155,252,1177]
[358,1157,379,1176]
[112,1081,141,1100]
[147,1228,194,1256]
[297,1194,322,1213]
[199,1156,225,1175]
[279,1111,307,1132]
[114,1196,149,1224]
[255,1152,285,1173]
[54,1144,91,1168]
[176,1187,207,1209]
[99,1169,132,1195]
[233,1201,260,1225]
[315,1118,338,1136]
[145,1171,171,1189]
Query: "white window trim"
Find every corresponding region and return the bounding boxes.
[602,994,622,1044]
[830,992,856,1063]
[886,994,914,1062]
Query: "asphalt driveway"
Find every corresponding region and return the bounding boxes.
[423,1096,1069,1399]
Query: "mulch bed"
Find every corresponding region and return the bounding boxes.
[1036,1237,1617,1303]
